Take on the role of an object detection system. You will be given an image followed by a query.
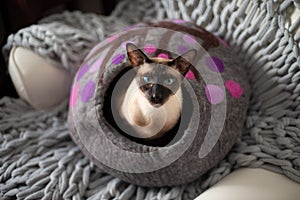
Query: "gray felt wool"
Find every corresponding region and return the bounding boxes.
[67,20,250,187]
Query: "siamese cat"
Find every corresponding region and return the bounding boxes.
[120,43,196,141]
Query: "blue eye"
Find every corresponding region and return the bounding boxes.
[142,76,151,83]
[165,78,175,85]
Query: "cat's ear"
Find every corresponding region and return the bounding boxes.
[171,49,196,76]
[126,43,149,67]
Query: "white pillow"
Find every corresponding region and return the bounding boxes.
[195,168,300,200]
[8,47,73,109]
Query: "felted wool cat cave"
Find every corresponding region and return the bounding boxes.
[68,20,250,187]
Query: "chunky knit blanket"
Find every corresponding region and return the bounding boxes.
[1,0,300,199]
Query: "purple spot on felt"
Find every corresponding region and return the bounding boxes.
[205,84,225,105]
[183,34,197,44]
[225,80,243,99]
[172,19,186,24]
[107,34,119,43]
[81,81,96,103]
[185,70,195,80]
[177,45,189,54]
[112,54,125,65]
[70,83,79,108]
[144,44,157,54]
[206,56,224,73]
[89,58,103,73]
[77,64,90,81]
[157,53,169,59]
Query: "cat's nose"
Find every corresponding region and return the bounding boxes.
[151,94,163,104]
[150,85,164,105]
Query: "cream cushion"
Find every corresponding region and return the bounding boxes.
[8,47,73,109]
[195,168,300,200]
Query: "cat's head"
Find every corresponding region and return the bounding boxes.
[126,43,196,107]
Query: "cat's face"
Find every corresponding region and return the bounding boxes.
[126,43,196,107]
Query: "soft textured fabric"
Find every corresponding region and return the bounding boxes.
[8,47,73,109]
[196,168,300,200]
[68,20,250,186]
[1,0,299,199]
[3,12,128,75]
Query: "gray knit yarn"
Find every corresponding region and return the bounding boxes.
[1,0,300,199]
[3,11,128,75]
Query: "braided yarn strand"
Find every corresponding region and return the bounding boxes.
[3,11,128,75]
